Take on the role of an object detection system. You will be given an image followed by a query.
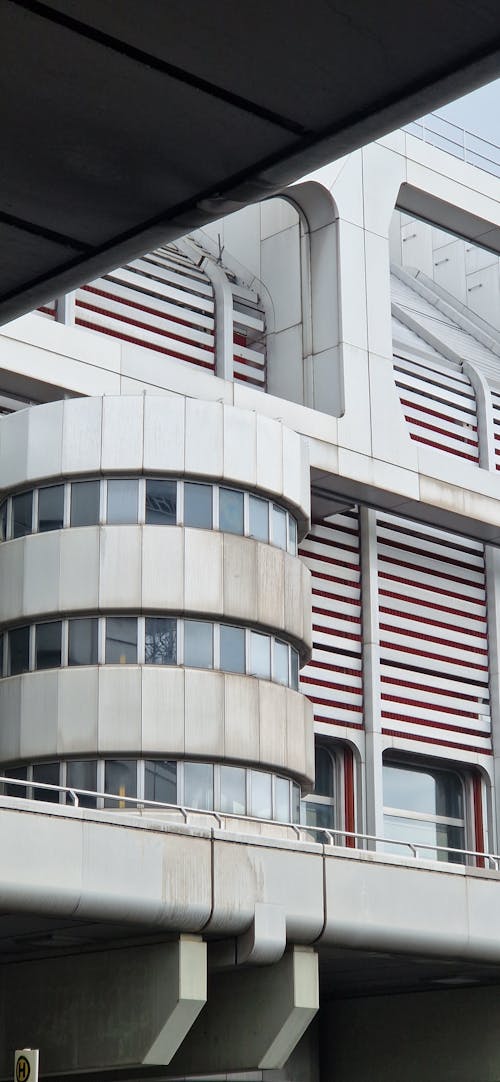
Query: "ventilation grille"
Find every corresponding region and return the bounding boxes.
[377,513,491,755]
[75,246,216,373]
[394,354,479,463]
[299,512,363,731]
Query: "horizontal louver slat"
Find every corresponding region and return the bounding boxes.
[300,513,363,730]
[394,355,480,463]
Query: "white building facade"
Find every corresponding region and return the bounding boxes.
[2,130,500,1081]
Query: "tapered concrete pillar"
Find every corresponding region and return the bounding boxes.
[0,936,206,1077]
[168,946,319,1074]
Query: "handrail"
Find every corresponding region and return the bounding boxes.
[403,113,500,179]
[1,775,499,869]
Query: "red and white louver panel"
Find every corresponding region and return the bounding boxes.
[491,387,500,471]
[377,513,491,756]
[299,513,363,732]
[75,246,216,373]
[394,353,480,463]
[232,284,266,389]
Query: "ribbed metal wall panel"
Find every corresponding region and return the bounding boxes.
[377,513,491,754]
[299,512,363,730]
[75,245,216,373]
[394,353,479,462]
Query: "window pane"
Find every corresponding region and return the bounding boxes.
[249,496,269,542]
[145,618,177,665]
[38,485,64,532]
[272,505,287,549]
[9,626,30,675]
[145,479,177,525]
[104,760,137,807]
[220,765,246,815]
[383,814,465,863]
[383,764,463,820]
[0,500,7,542]
[274,640,289,685]
[68,618,98,666]
[12,491,33,538]
[71,480,100,527]
[304,801,335,830]
[275,776,290,822]
[184,621,213,669]
[315,747,334,797]
[105,618,137,664]
[290,649,299,691]
[145,760,177,804]
[107,478,139,524]
[32,762,60,802]
[249,631,270,679]
[292,783,301,823]
[36,622,62,670]
[219,488,244,535]
[288,516,298,555]
[250,770,272,819]
[66,760,97,808]
[4,765,28,799]
[184,482,212,528]
[220,625,245,673]
[184,762,213,810]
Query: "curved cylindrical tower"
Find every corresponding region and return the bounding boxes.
[0,395,313,820]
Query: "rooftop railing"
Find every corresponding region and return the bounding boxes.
[404,113,500,179]
[1,775,499,871]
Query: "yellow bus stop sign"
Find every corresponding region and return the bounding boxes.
[15,1051,38,1082]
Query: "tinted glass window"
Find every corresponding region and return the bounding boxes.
[219,488,244,535]
[315,747,334,798]
[249,632,270,679]
[184,762,213,810]
[184,621,213,669]
[272,506,287,549]
[0,500,7,542]
[288,516,298,555]
[107,479,139,524]
[249,496,268,542]
[36,622,62,670]
[104,760,137,807]
[290,649,299,690]
[71,480,100,527]
[274,640,289,685]
[38,485,64,532]
[9,626,30,675]
[145,618,177,665]
[145,760,177,804]
[4,765,28,799]
[220,625,245,673]
[220,765,246,815]
[12,491,33,538]
[32,761,60,802]
[145,479,177,525]
[383,764,463,819]
[66,760,98,808]
[105,618,137,664]
[68,618,98,666]
[184,482,212,528]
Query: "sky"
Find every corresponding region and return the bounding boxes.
[435,78,500,145]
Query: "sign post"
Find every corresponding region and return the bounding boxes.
[14,1050,39,1082]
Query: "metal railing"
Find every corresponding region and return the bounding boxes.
[404,113,500,179]
[1,775,499,870]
